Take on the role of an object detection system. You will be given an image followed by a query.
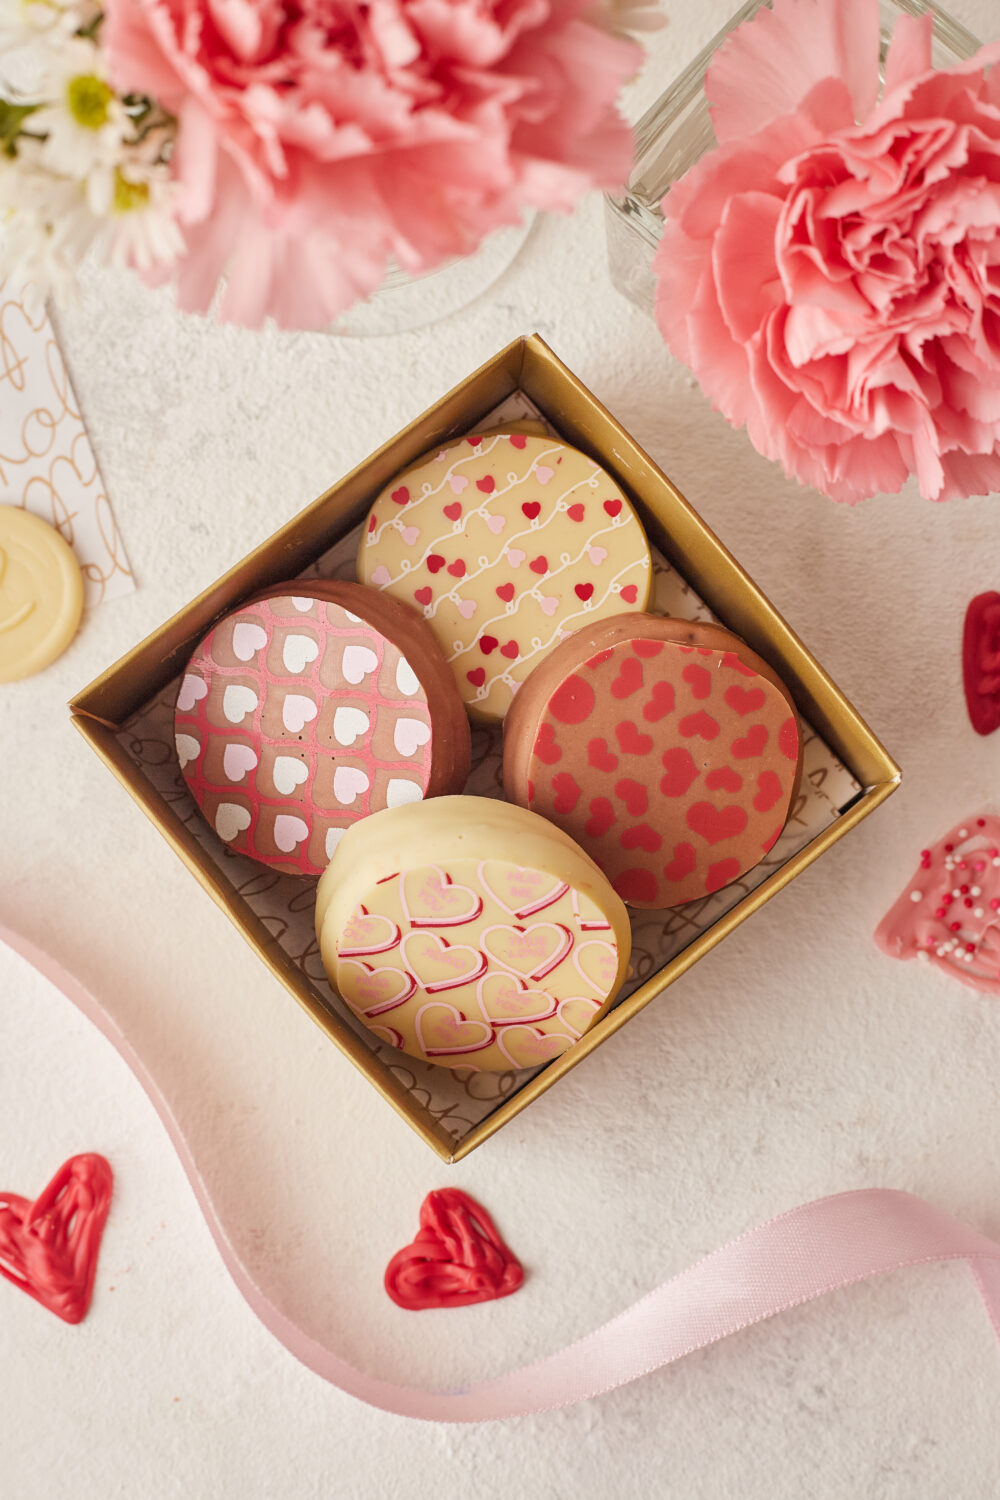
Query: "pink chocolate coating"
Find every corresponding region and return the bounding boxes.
[875,814,1000,994]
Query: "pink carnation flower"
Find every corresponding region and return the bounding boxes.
[102,0,639,329]
[654,0,1000,502]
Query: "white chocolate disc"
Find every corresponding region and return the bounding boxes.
[0,507,83,682]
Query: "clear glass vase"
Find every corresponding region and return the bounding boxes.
[605,0,982,319]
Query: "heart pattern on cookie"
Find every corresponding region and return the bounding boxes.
[333,705,370,747]
[175,732,200,769]
[271,755,308,795]
[174,591,456,873]
[508,630,800,907]
[400,932,487,992]
[282,633,319,674]
[215,802,252,843]
[328,855,622,1071]
[339,909,402,958]
[402,867,484,927]
[415,1004,493,1057]
[232,622,268,661]
[281,692,317,734]
[358,432,650,720]
[223,742,259,783]
[338,960,416,1016]
[223,684,259,724]
[273,814,309,853]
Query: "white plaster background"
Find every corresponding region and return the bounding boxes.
[2,2,1000,1495]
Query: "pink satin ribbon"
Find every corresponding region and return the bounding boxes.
[5,920,1000,1422]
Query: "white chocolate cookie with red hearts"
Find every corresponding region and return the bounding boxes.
[356,431,652,722]
[316,797,631,1071]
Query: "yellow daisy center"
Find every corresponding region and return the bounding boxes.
[113,172,150,214]
[66,75,113,131]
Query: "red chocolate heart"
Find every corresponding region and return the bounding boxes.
[477,476,495,493]
[427,554,445,573]
[391,487,410,506]
[443,502,463,522]
[414,587,432,607]
[480,635,499,655]
[679,710,720,741]
[754,769,783,812]
[552,771,582,813]
[610,656,642,699]
[0,1154,113,1324]
[619,585,639,604]
[587,737,618,773]
[567,504,586,522]
[682,664,712,700]
[384,1189,523,1311]
[574,582,594,602]
[614,777,648,816]
[509,434,527,449]
[614,721,653,757]
[603,500,622,518]
[687,801,749,846]
[467,667,486,687]
[585,796,617,838]
[963,592,1000,735]
[659,746,699,798]
[532,723,561,766]
[621,822,662,853]
[663,841,697,882]
[522,501,541,520]
[643,681,675,722]
[724,684,767,717]
[447,559,466,578]
[500,640,519,660]
[496,583,515,603]
[733,724,769,758]
[529,556,548,575]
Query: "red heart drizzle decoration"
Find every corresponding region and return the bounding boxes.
[0,1154,113,1324]
[384,1189,524,1311]
[963,592,1000,735]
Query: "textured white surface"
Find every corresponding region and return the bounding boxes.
[3,2,1000,1495]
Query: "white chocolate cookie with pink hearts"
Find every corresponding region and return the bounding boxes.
[356,431,652,722]
[316,797,631,1071]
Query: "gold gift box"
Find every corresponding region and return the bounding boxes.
[70,335,900,1162]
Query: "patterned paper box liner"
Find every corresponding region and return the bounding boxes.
[116,394,860,1143]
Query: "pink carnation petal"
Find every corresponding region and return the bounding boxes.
[883,13,933,96]
[711,191,783,343]
[706,0,880,144]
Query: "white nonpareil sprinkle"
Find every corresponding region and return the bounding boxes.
[910,890,922,902]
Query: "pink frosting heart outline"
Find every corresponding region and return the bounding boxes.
[480,922,573,982]
[477,862,569,920]
[415,1003,494,1057]
[399,931,488,993]
[476,974,559,1027]
[338,907,402,959]
[571,940,619,995]
[336,960,416,1017]
[497,1026,572,1070]
[400,867,484,928]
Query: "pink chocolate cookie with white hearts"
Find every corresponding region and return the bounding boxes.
[503,615,802,908]
[174,581,470,875]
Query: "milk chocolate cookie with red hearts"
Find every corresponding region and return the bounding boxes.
[174,581,470,876]
[503,615,801,908]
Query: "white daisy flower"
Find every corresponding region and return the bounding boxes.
[111,158,184,272]
[31,35,125,209]
[0,143,103,293]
